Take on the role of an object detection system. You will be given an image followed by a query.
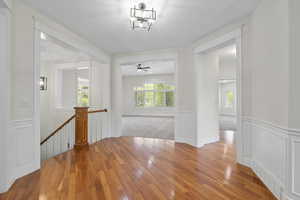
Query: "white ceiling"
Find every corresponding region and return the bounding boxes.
[121,60,175,76]
[22,0,260,54]
[40,33,90,64]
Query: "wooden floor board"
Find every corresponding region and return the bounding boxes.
[0,132,277,200]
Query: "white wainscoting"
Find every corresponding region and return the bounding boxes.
[242,117,300,200]
[6,119,40,191]
[290,134,300,200]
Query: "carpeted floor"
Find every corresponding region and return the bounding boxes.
[122,116,174,140]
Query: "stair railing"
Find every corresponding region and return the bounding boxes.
[40,107,108,160]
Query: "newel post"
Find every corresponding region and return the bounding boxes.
[74,107,89,149]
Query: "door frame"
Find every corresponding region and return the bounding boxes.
[193,28,244,163]
[33,19,110,161]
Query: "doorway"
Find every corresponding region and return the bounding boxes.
[35,25,110,161]
[194,29,242,161]
[38,31,92,160]
[217,44,237,146]
[120,60,176,140]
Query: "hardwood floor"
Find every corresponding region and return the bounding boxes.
[1,132,276,200]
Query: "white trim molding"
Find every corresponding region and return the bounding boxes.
[194,29,242,54]
[34,20,110,64]
[242,117,300,200]
[291,137,300,199]
[0,119,39,193]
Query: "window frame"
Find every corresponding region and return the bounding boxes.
[219,79,236,115]
[134,82,175,108]
[55,67,90,109]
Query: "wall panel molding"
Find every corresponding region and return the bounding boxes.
[291,137,300,197]
[5,119,40,192]
[242,117,300,200]
[243,116,300,136]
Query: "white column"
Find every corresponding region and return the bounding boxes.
[195,52,220,147]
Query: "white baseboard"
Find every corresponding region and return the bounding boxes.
[251,159,284,199]
[175,137,197,147]
[198,135,220,147]
[241,117,300,200]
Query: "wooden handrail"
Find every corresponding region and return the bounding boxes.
[40,114,75,145]
[88,109,108,114]
[40,108,108,146]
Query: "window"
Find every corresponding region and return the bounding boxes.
[134,83,175,107]
[225,91,234,108]
[77,78,89,107]
[219,80,236,114]
[56,68,89,108]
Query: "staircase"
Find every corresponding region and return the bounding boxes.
[40,107,108,160]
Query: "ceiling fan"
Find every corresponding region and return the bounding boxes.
[136,63,151,72]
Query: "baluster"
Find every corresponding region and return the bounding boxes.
[89,115,92,143]
[93,114,95,141]
[52,138,55,158]
[101,113,103,140]
[46,140,49,160]
[64,125,67,152]
[59,129,62,154]
[100,114,102,140]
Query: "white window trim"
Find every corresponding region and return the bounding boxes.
[134,83,175,108]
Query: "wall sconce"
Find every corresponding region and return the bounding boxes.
[40,76,47,91]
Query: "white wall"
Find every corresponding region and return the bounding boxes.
[0,0,111,193]
[122,74,175,116]
[246,0,289,127]
[289,0,300,130]
[195,52,220,147]
[175,48,197,146]
[219,54,236,80]
[12,1,110,120]
[288,1,300,199]
[0,5,11,193]
[40,62,77,141]
[241,0,300,199]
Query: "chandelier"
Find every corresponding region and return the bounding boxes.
[130,2,156,31]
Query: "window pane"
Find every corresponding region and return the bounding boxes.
[225,91,234,108]
[165,84,175,91]
[154,83,165,91]
[166,91,174,107]
[135,91,144,107]
[144,83,154,90]
[155,91,165,106]
[144,91,154,107]
[135,86,144,91]
[78,82,89,106]
[77,69,89,107]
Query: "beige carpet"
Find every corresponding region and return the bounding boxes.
[122,116,174,140]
